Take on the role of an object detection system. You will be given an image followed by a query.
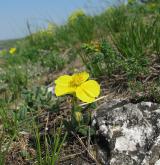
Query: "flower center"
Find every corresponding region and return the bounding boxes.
[70,74,84,87]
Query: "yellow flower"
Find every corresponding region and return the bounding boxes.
[147,3,157,10]
[68,9,85,25]
[9,47,16,55]
[55,72,100,103]
[91,41,100,51]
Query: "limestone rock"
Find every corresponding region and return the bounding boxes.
[93,99,160,165]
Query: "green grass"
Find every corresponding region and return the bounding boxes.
[34,123,67,165]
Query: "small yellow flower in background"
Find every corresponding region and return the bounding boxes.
[55,72,100,103]
[147,3,157,10]
[9,47,16,55]
[91,41,101,52]
[68,9,85,25]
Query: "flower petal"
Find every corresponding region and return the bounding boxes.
[80,80,100,97]
[55,85,76,96]
[76,80,100,103]
[55,75,72,86]
[54,75,75,96]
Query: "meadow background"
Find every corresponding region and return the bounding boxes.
[0,0,160,164]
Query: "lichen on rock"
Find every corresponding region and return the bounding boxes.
[93,99,160,165]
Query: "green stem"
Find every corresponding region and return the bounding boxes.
[71,95,81,126]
